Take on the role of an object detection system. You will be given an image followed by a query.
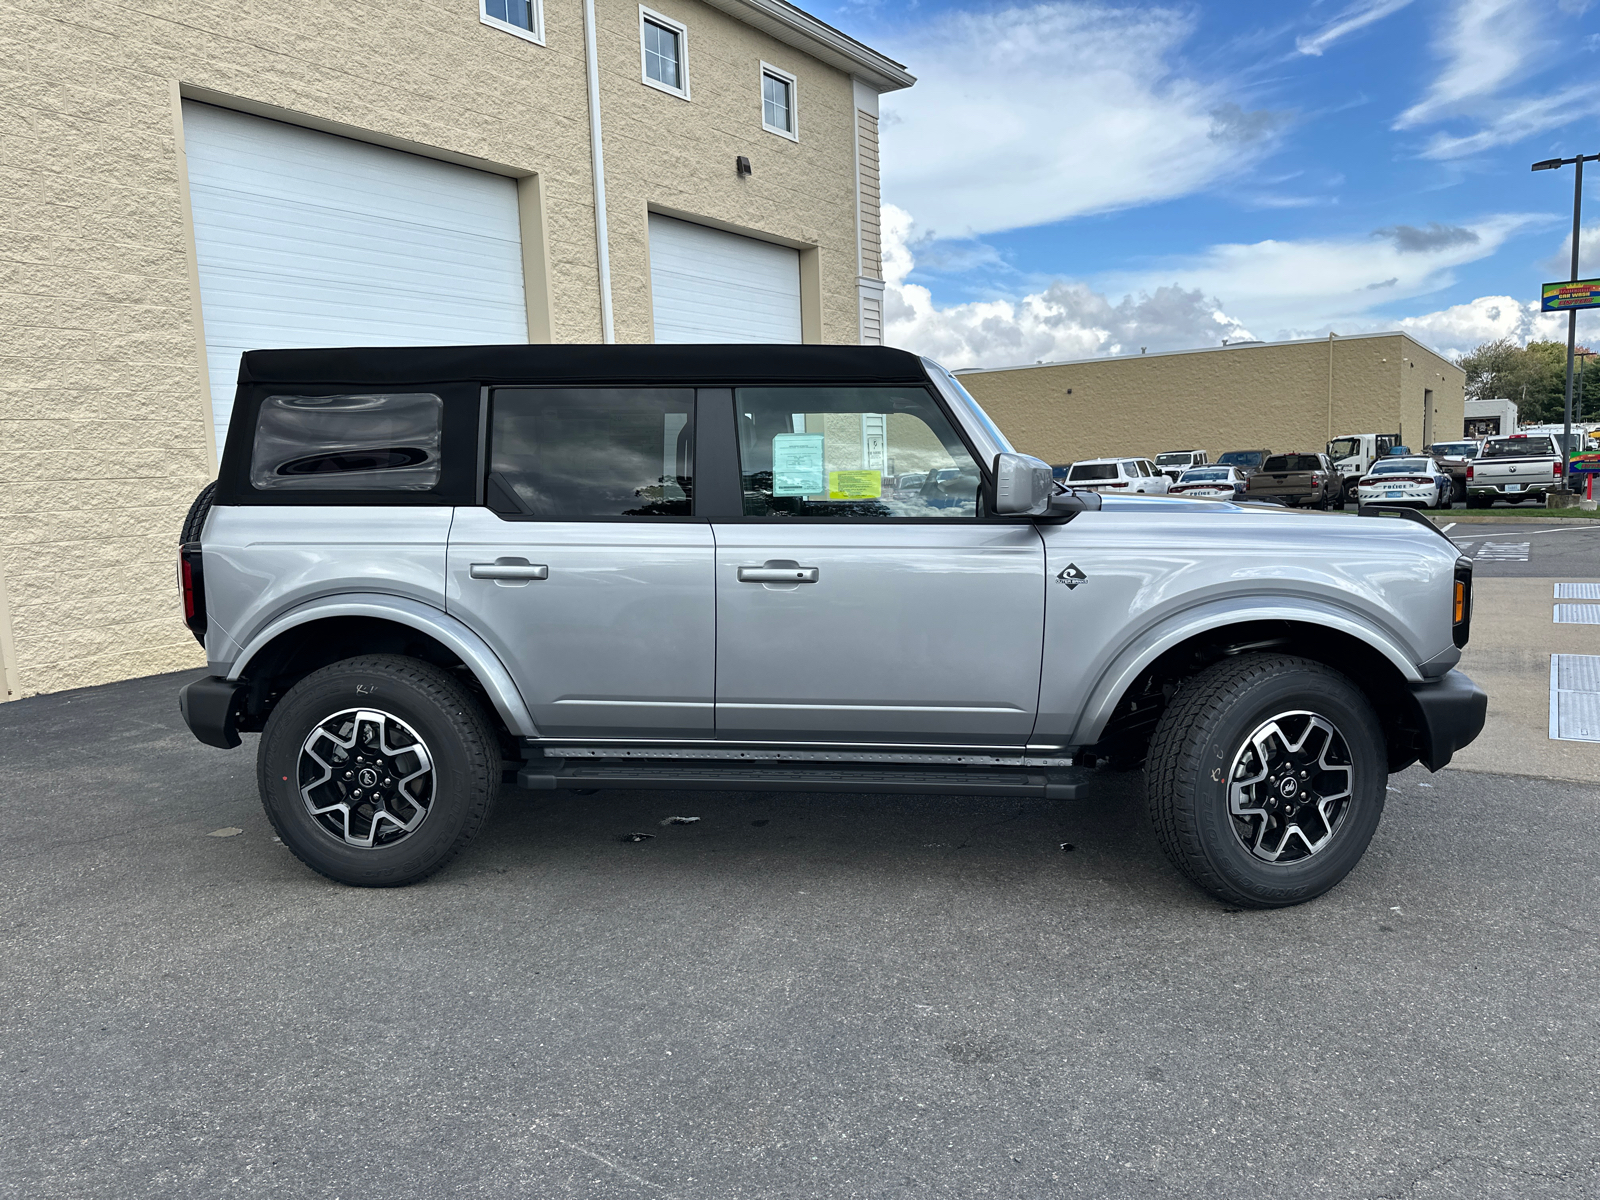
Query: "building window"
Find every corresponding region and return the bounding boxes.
[760,64,797,140]
[481,0,543,45]
[640,8,689,98]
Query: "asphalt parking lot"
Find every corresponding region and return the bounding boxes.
[4,671,1599,1198]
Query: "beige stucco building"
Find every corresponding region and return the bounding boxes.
[0,0,910,701]
[956,332,1466,467]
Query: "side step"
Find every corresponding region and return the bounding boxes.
[516,760,1094,800]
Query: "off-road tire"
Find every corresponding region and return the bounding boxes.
[180,481,217,544]
[258,654,500,887]
[1145,653,1387,908]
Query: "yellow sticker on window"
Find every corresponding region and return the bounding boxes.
[828,470,882,500]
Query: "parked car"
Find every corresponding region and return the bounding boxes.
[890,471,927,497]
[1246,453,1339,508]
[1061,457,1171,494]
[1356,457,1452,509]
[1424,441,1480,504]
[1153,450,1208,482]
[177,344,1484,910]
[1467,434,1565,507]
[1169,466,1246,500]
[1215,449,1272,479]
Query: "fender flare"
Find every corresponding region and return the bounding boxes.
[1068,595,1424,747]
[228,593,538,738]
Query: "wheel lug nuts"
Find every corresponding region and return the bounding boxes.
[344,770,353,779]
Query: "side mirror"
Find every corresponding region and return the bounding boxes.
[993,452,1055,515]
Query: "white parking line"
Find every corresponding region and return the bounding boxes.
[1551,654,1600,741]
[1555,583,1600,599]
[1554,604,1600,624]
[1476,541,1530,561]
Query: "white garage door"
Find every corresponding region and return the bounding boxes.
[649,214,802,343]
[182,101,529,457]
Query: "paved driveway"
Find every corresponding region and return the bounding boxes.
[3,672,1598,1199]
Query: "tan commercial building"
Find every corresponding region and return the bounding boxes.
[0,0,910,701]
[956,332,1465,468]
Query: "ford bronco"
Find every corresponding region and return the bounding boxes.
[177,345,1485,907]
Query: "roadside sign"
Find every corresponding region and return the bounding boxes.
[1541,279,1600,311]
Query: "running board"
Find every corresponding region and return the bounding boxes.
[515,760,1094,800]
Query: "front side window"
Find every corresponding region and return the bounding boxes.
[489,389,693,519]
[761,65,797,139]
[481,0,543,44]
[641,9,687,96]
[736,387,979,518]
[250,393,442,491]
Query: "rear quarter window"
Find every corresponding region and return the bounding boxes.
[1069,463,1118,481]
[250,393,443,491]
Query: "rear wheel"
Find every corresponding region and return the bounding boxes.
[1145,654,1387,908]
[257,654,500,887]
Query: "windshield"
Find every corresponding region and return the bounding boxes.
[1483,437,1556,457]
[1428,442,1478,458]
[1180,469,1229,481]
[1262,454,1322,472]
[1155,452,1195,466]
[1327,438,1361,460]
[1068,462,1119,481]
[1369,459,1433,475]
[1216,450,1264,467]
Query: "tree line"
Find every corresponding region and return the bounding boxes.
[1458,338,1597,424]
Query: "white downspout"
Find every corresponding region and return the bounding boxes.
[582,0,616,342]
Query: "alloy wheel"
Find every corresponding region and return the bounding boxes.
[298,708,435,848]
[1227,711,1354,863]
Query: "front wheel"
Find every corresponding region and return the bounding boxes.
[258,655,501,886]
[1145,654,1387,908]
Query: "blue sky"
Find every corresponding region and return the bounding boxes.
[806,0,1600,366]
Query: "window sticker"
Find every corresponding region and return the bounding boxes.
[828,470,881,500]
[772,433,825,496]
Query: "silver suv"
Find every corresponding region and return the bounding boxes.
[177,345,1485,908]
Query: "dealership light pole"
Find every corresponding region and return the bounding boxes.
[1533,152,1600,490]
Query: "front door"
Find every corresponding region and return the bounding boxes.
[447,387,713,738]
[712,385,1046,745]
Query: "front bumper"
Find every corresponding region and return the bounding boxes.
[1405,670,1487,771]
[179,675,247,749]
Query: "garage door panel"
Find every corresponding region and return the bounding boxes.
[182,101,528,458]
[649,213,801,344]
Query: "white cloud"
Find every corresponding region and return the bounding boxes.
[1416,85,1600,159]
[1391,296,1569,359]
[877,3,1282,238]
[1099,214,1541,333]
[882,206,1254,369]
[1296,0,1414,57]
[1394,0,1539,129]
[881,205,1559,368]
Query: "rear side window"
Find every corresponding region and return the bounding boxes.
[489,388,694,518]
[1069,463,1117,481]
[249,393,443,491]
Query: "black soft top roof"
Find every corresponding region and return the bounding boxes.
[237,344,931,387]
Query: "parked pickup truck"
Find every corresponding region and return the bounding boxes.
[1466,434,1565,507]
[176,345,1485,910]
[1244,453,1339,508]
[1424,441,1480,504]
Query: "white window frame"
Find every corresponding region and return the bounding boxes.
[759,62,799,141]
[639,7,690,100]
[480,0,545,45]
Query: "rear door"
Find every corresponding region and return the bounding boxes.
[447,388,714,738]
[709,385,1046,745]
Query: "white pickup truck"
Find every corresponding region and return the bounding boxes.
[1466,435,1565,507]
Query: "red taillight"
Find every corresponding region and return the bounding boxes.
[1108,481,1128,488]
[1556,459,1565,476]
[178,543,206,645]
[1467,464,1474,480]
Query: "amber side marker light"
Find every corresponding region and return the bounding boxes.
[1454,579,1467,625]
